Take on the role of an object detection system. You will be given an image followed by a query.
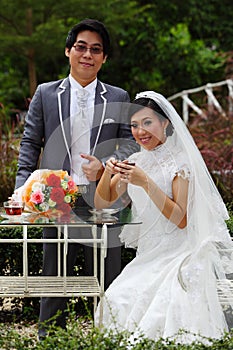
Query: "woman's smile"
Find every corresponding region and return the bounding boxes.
[139,136,152,145]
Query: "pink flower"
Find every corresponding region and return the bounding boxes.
[68,180,76,191]
[30,190,44,204]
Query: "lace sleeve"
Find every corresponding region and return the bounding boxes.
[176,166,190,180]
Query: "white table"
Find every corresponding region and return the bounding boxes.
[0,210,140,325]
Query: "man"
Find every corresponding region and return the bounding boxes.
[15,18,139,337]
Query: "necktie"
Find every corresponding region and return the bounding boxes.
[71,89,90,185]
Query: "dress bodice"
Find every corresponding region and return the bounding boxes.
[120,137,190,254]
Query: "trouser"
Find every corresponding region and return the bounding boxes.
[38,198,122,330]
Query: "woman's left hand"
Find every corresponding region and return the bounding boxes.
[115,161,147,187]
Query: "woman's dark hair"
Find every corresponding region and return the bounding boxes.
[65,18,110,56]
[129,97,174,136]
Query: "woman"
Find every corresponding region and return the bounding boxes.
[94,91,233,343]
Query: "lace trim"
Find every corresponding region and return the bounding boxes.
[176,167,190,180]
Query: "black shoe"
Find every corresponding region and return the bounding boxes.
[38,329,47,341]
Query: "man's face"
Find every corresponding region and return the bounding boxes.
[65,30,107,86]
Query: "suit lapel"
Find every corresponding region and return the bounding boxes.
[91,81,107,154]
[57,78,72,165]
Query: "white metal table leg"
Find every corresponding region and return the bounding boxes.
[23,225,28,293]
[63,225,68,293]
[57,226,61,277]
[98,223,107,326]
[92,225,97,311]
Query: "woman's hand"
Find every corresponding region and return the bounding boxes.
[105,157,121,175]
[114,161,147,187]
[94,158,126,209]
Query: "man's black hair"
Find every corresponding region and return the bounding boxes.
[65,18,110,56]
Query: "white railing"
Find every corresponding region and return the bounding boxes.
[168,79,233,124]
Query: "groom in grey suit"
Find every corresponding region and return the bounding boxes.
[15,19,139,337]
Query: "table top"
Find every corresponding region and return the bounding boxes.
[0,207,141,226]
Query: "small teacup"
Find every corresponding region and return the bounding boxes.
[3,201,25,215]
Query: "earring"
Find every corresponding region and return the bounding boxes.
[163,128,167,137]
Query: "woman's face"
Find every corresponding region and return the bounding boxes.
[130,107,169,150]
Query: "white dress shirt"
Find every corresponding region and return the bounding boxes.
[69,74,97,185]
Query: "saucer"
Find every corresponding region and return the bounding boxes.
[0,212,30,222]
[88,215,118,224]
[88,208,120,217]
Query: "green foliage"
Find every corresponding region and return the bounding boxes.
[156,23,225,95]
[188,0,233,51]
[226,203,233,234]
[0,0,231,102]
[0,106,23,203]
[122,247,136,268]
[0,57,28,108]
[0,226,43,277]
[1,309,233,349]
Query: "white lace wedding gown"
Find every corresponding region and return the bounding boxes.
[95,137,230,343]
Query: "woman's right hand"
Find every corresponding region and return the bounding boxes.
[105,157,121,175]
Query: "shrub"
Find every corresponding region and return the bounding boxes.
[226,203,233,234]
[189,104,233,204]
[0,105,23,203]
[0,309,233,349]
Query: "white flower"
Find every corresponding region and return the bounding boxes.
[38,202,50,212]
[61,180,68,190]
[64,195,71,203]
[48,198,56,207]
[32,182,45,192]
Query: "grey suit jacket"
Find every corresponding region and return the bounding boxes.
[15,77,139,188]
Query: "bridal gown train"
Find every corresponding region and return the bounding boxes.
[95,137,232,343]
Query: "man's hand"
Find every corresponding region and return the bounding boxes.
[81,154,104,181]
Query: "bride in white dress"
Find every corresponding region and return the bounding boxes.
[94,91,233,343]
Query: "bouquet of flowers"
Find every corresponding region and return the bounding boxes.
[22,169,79,218]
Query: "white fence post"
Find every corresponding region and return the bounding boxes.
[168,79,233,122]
